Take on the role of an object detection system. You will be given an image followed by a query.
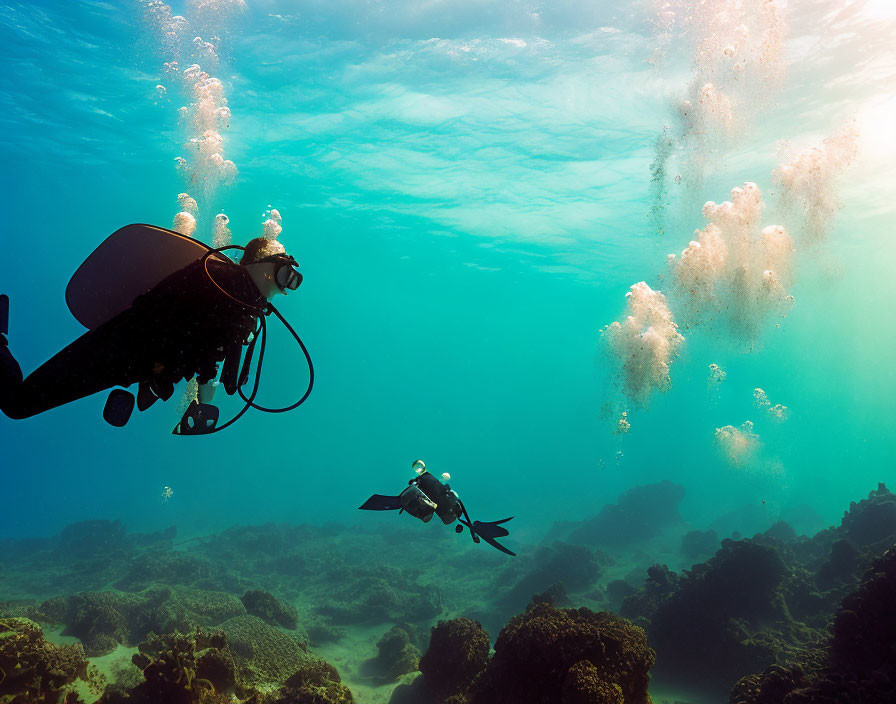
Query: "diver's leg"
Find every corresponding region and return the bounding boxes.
[0,317,142,420]
[0,296,24,413]
[0,338,25,413]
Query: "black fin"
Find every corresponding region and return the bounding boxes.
[173,401,219,435]
[103,389,135,427]
[472,518,515,556]
[471,517,513,538]
[137,381,159,411]
[0,294,8,336]
[359,494,404,511]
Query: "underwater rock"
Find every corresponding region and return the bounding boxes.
[40,590,148,657]
[0,599,43,621]
[498,541,609,614]
[100,629,235,704]
[0,617,89,703]
[315,565,441,625]
[418,618,490,701]
[530,581,569,607]
[562,660,624,704]
[468,604,654,704]
[217,614,308,687]
[619,564,679,627]
[56,519,128,558]
[38,586,246,656]
[680,528,719,560]
[605,580,636,611]
[0,522,178,601]
[646,539,790,696]
[241,590,299,630]
[567,481,686,548]
[763,520,797,543]
[264,658,354,704]
[815,538,861,590]
[839,483,896,549]
[115,549,243,593]
[304,615,346,646]
[732,544,896,704]
[362,624,422,683]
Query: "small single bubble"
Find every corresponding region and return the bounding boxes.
[441,472,451,481]
[412,459,426,475]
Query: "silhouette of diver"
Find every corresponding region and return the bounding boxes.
[0,224,312,434]
[360,459,516,556]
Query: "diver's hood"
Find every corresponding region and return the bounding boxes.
[66,223,229,330]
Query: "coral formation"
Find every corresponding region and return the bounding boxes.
[0,617,88,703]
[39,586,246,656]
[732,545,896,703]
[315,566,442,626]
[680,528,719,560]
[97,629,235,704]
[468,604,654,704]
[497,541,608,613]
[241,590,299,630]
[418,618,490,701]
[264,658,354,704]
[364,624,422,683]
[115,549,244,593]
[217,614,307,686]
[567,481,686,548]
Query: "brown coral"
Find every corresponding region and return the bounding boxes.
[418,618,490,700]
[469,604,654,704]
[0,617,88,704]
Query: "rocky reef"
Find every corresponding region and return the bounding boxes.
[732,543,896,703]
[2,484,895,703]
[408,606,654,704]
[563,480,686,548]
[619,483,896,700]
[0,616,91,703]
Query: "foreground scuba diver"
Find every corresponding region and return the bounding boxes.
[359,460,516,556]
[0,223,312,434]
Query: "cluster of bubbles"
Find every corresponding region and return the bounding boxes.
[613,410,631,435]
[161,485,174,503]
[142,0,243,226]
[754,387,789,422]
[600,282,685,407]
[658,0,786,136]
[176,63,237,195]
[667,182,794,344]
[773,122,860,244]
[213,213,232,248]
[261,206,284,240]
[708,362,726,386]
[172,192,199,236]
[715,419,760,466]
[648,0,787,222]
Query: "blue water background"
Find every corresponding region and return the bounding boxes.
[1,0,894,546]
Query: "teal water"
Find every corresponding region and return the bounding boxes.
[1,0,894,551]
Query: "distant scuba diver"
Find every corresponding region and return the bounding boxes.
[359,460,516,556]
[0,224,313,434]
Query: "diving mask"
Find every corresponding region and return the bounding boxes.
[259,254,303,293]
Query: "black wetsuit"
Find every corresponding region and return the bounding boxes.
[0,258,264,420]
